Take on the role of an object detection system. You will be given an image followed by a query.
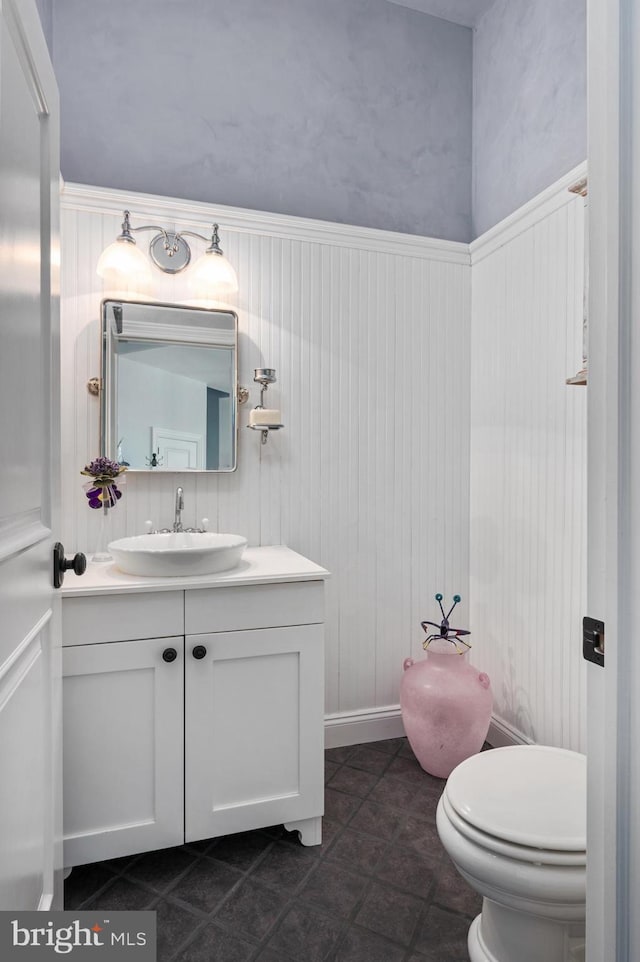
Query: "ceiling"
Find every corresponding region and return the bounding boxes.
[385,0,496,28]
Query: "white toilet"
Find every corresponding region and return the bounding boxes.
[436,745,586,962]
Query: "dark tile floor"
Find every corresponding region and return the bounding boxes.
[65,737,481,961]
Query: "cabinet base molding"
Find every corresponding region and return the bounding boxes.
[283,816,322,847]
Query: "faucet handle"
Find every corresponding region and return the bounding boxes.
[145,520,154,534]
[201,518,209,532]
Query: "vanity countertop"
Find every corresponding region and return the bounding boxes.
[61,545,330,598]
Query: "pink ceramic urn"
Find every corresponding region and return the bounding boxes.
[400,595,492,778]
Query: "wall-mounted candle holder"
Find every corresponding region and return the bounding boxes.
[247,368,284,445]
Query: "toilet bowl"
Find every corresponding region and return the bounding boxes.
[436,745,586,962]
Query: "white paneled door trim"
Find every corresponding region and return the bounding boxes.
[0,609,51,695]
[61,182,470,264]
[0,508,49,563]
[470,161,588,264]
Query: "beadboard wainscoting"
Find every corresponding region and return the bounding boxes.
[60,184,471,722]
[469,163,588,752]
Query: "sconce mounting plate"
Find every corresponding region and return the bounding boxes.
[149,231,191,274]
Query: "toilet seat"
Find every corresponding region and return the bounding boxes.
[440,793,586,867]
[444,745,586,852]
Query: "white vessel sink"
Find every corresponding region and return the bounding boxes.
[108,532,247,577]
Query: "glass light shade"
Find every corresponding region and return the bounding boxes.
[189,250,238,297]
[96,238,153,289]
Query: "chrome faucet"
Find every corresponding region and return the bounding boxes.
[145,487,209,534]
[173,486,184,532]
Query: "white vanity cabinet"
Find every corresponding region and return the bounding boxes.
[61,547,328,868]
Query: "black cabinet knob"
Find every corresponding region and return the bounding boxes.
[53,542,87,589]
[162,647,178,663]
[192,645,207,660]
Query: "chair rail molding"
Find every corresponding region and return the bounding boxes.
[470,161,587,265]
[61,181,470,265]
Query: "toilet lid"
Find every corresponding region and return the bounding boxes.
[445,746,586,851]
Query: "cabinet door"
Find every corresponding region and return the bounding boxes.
[185,625,324,842]
[63,637,184,867]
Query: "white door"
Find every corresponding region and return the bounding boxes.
[152,427,203,469]
[586,0,640,958]
[62,638,184,866]
[0,0,61,910]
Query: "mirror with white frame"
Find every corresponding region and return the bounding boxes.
[101,299,238,472]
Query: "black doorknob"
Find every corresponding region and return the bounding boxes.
[192,645,207,660]
[53,542,87,589]
[162,647,178,663]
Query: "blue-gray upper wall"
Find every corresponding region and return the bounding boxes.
[472,0,586,238]
[39,0,586,242]
[49,0,473,241]
[35,0,52,51]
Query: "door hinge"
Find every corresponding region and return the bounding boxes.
[583,616,605,667]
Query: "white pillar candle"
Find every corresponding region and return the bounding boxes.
[249,408,280,427]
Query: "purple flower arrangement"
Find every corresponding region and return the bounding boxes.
[81,457,126,509]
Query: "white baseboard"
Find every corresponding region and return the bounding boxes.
[487,715,534,748]
[324,706,532,751]
[324,705,406,749]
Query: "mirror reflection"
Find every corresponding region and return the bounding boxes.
[101,300,237,471]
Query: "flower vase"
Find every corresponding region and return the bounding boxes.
[400,640,492,778]
[92,504,112,563]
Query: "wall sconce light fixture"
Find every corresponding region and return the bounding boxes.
[97,210,238,296]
